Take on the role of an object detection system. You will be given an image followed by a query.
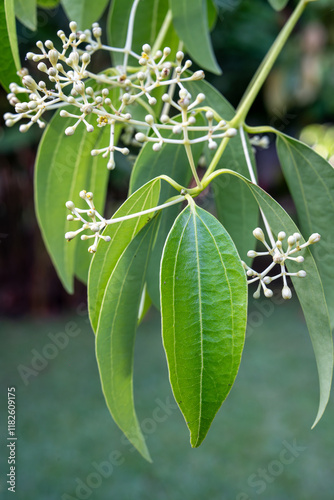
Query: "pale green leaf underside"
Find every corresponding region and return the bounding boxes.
[61,0,109,29]
[226,172,333,427]
[34,107,110,293]
[170,0,221,74]
[268,0,289,11]
[161,204,247,447]
[277,134,334,328]
[0,0,21,92]
[14,0,37,31]
[185,78,259,264]
[88,178,161,332]
[96,218,159,462]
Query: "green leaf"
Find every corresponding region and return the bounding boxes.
[0,0,21,92]
[268,0,289,11]
[14,0,37,31]
[161,203,247,447]
[34,107,110,293]
[37,0,60,7]
[170,0,221,75]
[108,0,179,68]
[61,0,109,29]
[277,134,334,328]
[129,116,205,309]
[225,171,333,427]
[185,78,259,264]
[88,178,161,332]
[96,217,160,462]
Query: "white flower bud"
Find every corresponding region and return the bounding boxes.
[142,44,151,54]
[208,141,217,150]
[137,71,145,81]
[192,70,205,80]
[48,49,59,65]
[45,40,54,49]
[296,256,304,263]
[65,231,77,240]
[184,60,192,69]
[247,250,258,258]
[81,52,91,64]
[22,75,38,91]
[153,143,162,152]
[206,110,214,120]
[163,47,171,56]
[107,159,115,170]
[69,21,77,32]
[145,114,154,125]
[65,126,75,136]
[253,290,261,299]
[86,124,94,133]
[162,94,170,103]
[19,124,30,133]
[80,190,87,198]
[297,270,307,278]
[93,26,102,38]
[37,62,48,72]
[135,132,147,142]
[263,276,272,285]
[226,128,237,138]
[287,235,296,246]
[160,114,169,123]
[173,125,182,135]
[253,227,265,242]
[264,288,273,298]
[278,231,286,241]
[309,233,321,244]
[81,235,89,241]
[105,236,111,242]
[176,51,184,61]
[282,286,292,300]
[88,244,97,253]
[148,97,157,106]
[67,214,74,221]
[86,192,93,200]
[26,52,35,60]
[66,201,75,210]
[188,116,196,125]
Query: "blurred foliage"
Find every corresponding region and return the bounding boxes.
[300,124,334,165]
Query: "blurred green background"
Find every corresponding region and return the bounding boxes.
[1,0,334,499]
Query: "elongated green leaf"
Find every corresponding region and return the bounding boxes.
[161,203,247,447]
[224,171,333,426]
[88,178,161,331]
[185,78,259,264]
[129,116,205,309]
[268,0,289,11]
[61,0,109,29]
[0,0,21,92]
[277,134,334,328]
[170,0,221,74]
[108,0,179,67]
[34,107,110,293]
[14,0,37,31]
[96,217,159,462]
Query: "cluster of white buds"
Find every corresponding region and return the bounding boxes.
[242,227,321,299]
[65,190,110,253]
[249,135,270,150]
[4,0,237,173]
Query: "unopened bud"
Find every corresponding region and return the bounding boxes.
[253,227,265,242]
[309,233,321,244]
[282,286,292,300]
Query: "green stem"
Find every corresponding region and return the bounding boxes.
[244,124,282,136]
[233,0,309,126]
[202,0,310,182]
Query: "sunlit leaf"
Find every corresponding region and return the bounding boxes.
[0,0,21,92]
[161,203,247,446]
[14,0,37,31]
[268,0,289,11]
[61,0,109,29]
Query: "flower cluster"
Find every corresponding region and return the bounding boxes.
[4,3,236,172]
[242,227,321,299]
[65,191,109,253]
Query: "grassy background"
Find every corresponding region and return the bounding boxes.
[1,296,333,500]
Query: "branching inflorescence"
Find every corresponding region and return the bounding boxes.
[3,0,321,301]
